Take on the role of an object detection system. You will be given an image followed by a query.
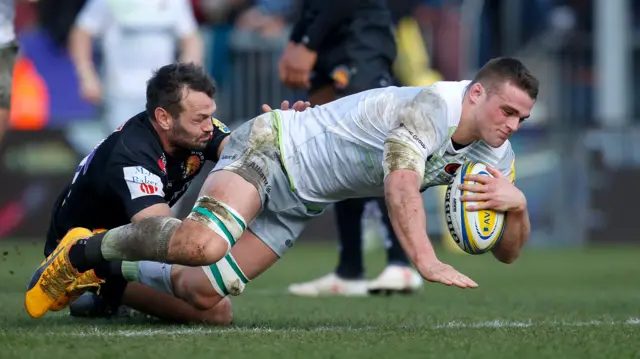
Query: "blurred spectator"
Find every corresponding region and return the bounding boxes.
[413,0,463,80]
[36,0,86,49]
[233,0,298,40]
[389,0,443,86]
[0,0,29,146]
[68,0,204,132]
[195,0,252,25]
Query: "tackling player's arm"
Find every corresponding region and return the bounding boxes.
[106,146,173,222]
[383,92,477,288]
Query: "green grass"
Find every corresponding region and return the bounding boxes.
[1,239,640,359]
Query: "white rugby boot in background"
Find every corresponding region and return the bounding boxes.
[367,265,423,295]
[288,273,369,297]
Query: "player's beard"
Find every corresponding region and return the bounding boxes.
[171,120,208,152]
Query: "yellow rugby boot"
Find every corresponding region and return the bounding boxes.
[51,269,104,311]
[25,227,93,318]
[50,229,106,311]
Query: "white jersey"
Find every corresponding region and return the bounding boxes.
[75,0,198,98]
[277,81,515,204]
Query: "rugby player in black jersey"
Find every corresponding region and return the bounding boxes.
[36,62,309,323]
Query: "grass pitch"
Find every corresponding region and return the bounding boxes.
[1,239,639,359]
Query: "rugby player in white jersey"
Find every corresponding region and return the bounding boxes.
[26,57,537,318]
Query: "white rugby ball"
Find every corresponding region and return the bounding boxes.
[444,161,505,254]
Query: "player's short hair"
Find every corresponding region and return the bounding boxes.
[146,62,216,121]
[471,57,539,101]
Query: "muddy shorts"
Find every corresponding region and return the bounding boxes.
[210,112,325,257]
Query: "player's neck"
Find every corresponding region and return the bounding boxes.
[452,109,479,146]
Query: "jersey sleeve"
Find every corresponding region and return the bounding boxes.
[105,141,167,220]
[204,117,231,161]
[383,89,448,180]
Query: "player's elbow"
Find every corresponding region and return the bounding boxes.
[494,251,519,264]
[491,244,521,264]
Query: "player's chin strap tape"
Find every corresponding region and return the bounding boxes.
[202,253,250,297]
[186,196,247,253]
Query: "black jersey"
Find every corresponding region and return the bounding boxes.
[44,111,230,256]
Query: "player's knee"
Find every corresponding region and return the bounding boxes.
[169,222,228,266]
[174,196,247,265]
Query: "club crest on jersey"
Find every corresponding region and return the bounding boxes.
[184,154,203,177]
[211,118,230,134]
[331,65,351,89]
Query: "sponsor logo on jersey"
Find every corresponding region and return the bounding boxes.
[211,118,230,134]
[123,166,165,199]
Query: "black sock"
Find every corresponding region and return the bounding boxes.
[375,198,410,266]
[68,231,107,272]
[99,274,128,310]
[334,198,367,279]
[93,260,123,280]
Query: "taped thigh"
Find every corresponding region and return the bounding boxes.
[201,253,250,297]
[186,196,247,253]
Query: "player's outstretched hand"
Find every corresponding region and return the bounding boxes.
[417,260,478,289]
[459,166,526,213]
[261,100,311,113]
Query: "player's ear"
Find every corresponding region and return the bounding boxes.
[154,107,172,130]
[468,82,486,105]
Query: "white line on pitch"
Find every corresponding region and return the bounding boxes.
[24,317,640,337]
